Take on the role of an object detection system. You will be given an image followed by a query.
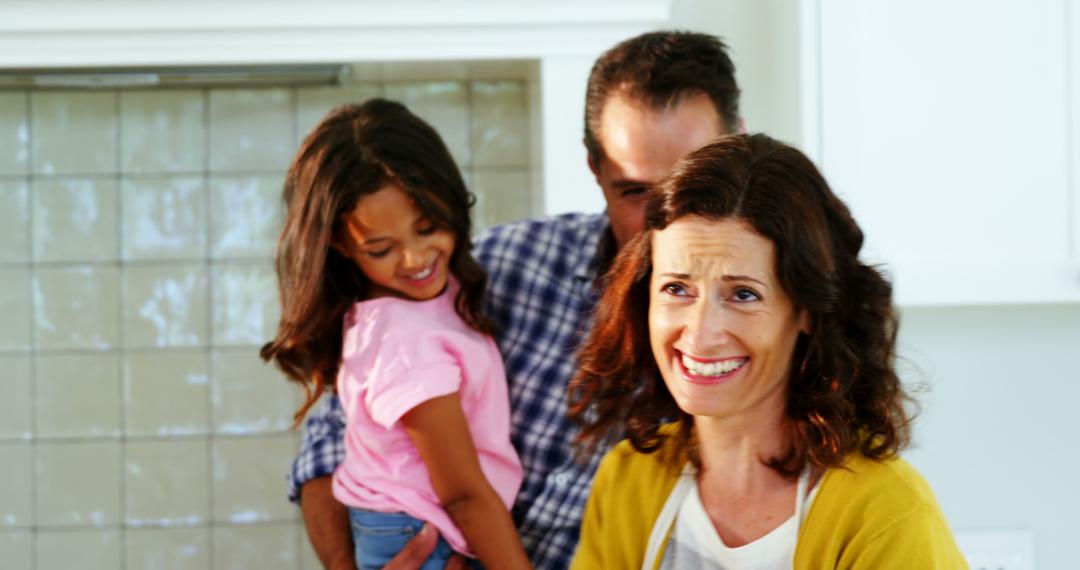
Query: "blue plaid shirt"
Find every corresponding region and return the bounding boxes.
[288,212,615,569]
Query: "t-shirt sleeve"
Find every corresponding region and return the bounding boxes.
[358,331,465,429]
[367,361,462,428]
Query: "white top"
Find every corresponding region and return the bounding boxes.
[653,467,819,570]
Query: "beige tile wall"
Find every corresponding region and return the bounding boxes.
[0,67,534,570]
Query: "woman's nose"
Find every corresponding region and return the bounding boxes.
[683,299,730,349]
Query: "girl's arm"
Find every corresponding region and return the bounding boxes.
[402,393,531,570]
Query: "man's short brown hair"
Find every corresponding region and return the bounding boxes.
[584,30,740,162]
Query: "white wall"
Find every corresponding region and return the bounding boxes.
[670,0,802,144]
[671,2,1080,568]
[900,304,1080,569]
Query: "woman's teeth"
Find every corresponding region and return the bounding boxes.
[681,354,747,377]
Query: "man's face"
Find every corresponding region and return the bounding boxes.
[589,91,726,249]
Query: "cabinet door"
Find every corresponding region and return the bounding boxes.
[807,0,1080,305]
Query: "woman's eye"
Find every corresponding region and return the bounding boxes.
[663,282,689,296]
[732,288,760,302]
[366,248,391,259]
[417,224,437,236]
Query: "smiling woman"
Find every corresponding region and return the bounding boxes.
[649,216,809,423]
[568,134,968,569]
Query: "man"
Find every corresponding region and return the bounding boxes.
[290,30,741,569]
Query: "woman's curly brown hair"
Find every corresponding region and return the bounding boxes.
[568,133,913,476]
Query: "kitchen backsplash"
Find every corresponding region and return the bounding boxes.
[0,70,534,569]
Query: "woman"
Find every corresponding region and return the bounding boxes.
[568,134,966,569]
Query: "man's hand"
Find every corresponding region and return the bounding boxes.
[299,476,467,570]
[384,524,468,570]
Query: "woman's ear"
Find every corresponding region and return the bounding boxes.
[797,309,811,334]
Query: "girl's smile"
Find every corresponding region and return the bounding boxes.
[399,256,441,287]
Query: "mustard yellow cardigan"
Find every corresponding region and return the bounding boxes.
[572,429,968,569]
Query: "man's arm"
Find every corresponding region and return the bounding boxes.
[290,395,356,568]
[299,476,356,570]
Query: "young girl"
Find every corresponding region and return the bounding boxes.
[261,99,529,570]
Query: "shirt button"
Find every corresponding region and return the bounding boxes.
[553,473,570,486]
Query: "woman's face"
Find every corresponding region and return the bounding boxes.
[649,216,808,422]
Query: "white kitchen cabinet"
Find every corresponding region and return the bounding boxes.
[800,0,1080,305]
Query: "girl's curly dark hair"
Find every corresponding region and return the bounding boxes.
[568,133,913,476]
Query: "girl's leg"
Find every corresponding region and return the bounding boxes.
[348,508,455,570]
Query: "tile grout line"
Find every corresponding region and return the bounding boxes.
[0,429,295,445]
[1,520,301,534]
[0,257,268,269]
[203,84,216,570]
[25,87,38,570]
[520,78,537,221]
[114,87,127,570]
[0,169,313,179]
[465,78,477,231]
[8,419,250,466]
[0,344,271,358]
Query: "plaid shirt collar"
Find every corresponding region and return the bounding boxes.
[575,224,617,288]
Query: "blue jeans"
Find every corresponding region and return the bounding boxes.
[348,508,455,570]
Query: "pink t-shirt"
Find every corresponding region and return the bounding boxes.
[331,283,523,556]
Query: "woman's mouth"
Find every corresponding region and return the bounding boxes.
[677,351,748,384]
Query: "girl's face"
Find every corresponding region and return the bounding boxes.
[648,216,808,422]
[335,183,456,301]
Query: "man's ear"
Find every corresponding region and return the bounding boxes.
[736,117,747,134]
